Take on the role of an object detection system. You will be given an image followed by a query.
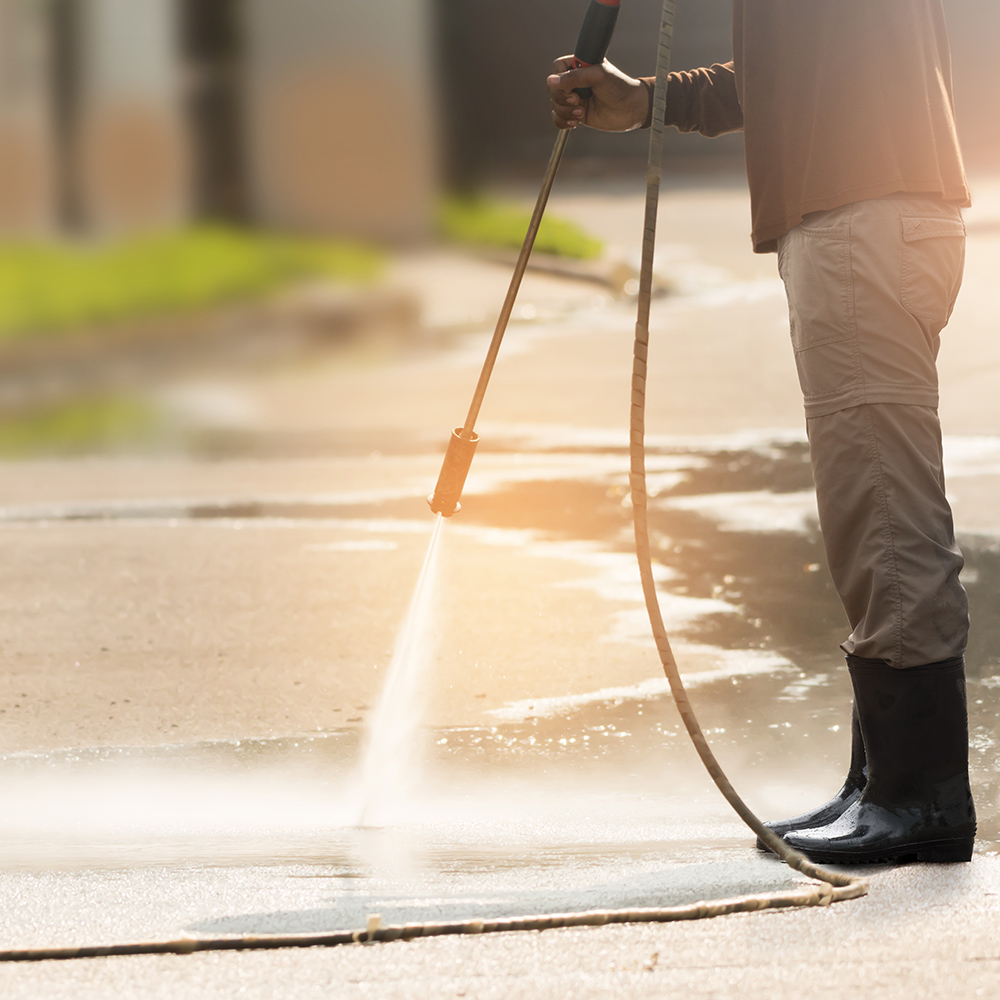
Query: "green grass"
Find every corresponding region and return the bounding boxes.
[0,395,158,457]
[0,227,383,342]
[438,196,603,260]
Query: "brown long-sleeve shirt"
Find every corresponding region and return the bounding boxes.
[651,0,970,252]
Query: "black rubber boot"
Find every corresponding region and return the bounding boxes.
[782,655,976,864]
[756,703,866,852]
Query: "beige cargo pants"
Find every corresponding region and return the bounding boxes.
[777,195,969,668]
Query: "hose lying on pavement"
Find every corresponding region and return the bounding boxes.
[0,0,865,966]
[0,884,850,963]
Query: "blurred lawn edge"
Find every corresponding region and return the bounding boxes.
[0,210,613,434]
[437,196,604,260]
[0,395,158,459]
[0,226,384,342]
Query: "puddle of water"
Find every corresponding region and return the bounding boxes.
[0,716,739,875]
[2,657,995,874]
[0,436,996,880]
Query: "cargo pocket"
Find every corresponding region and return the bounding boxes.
[900,215,966,330]
[778,219,861,405]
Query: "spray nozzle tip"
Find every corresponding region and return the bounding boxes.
[427,493,460,517]
[428,428,478,518]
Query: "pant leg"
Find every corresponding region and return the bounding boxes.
[807,403,967,666]
[777,196,969,668]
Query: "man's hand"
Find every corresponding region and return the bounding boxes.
[547,56,649,132]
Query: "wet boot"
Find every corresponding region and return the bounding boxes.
[782,655,976,864]
[756,702,866,852]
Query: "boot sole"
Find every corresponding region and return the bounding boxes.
[789,837,974,865]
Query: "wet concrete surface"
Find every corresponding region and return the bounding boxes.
[0,433,998,949]
[3,177,1000,995]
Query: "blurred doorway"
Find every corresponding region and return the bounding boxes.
[49,0,83,230]
[179,0,248,221]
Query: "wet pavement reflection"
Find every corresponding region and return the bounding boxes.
[1,437,997,899]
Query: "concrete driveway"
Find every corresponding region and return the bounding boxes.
[1,173,999,997]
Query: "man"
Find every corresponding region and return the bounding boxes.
[548,0,976,864]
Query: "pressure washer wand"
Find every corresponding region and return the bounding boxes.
[428,0,622,517]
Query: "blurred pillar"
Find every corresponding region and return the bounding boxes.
[0,0,58,236]
[74,0,190,234]
[242,0,439,242]
[178,0,248,222]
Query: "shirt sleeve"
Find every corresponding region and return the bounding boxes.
[643,61,744,137]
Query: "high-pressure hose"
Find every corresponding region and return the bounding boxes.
[0,0,864,966]
[629,0,866,905]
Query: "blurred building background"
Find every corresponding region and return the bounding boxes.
[0,0,440,242]
[0,0,997,245]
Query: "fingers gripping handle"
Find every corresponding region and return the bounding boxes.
[572,0,622,98]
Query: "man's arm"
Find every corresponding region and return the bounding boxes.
[649,62,743,137]
[548,59,743,137]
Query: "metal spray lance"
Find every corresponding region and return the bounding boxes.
[427,0,622,517]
